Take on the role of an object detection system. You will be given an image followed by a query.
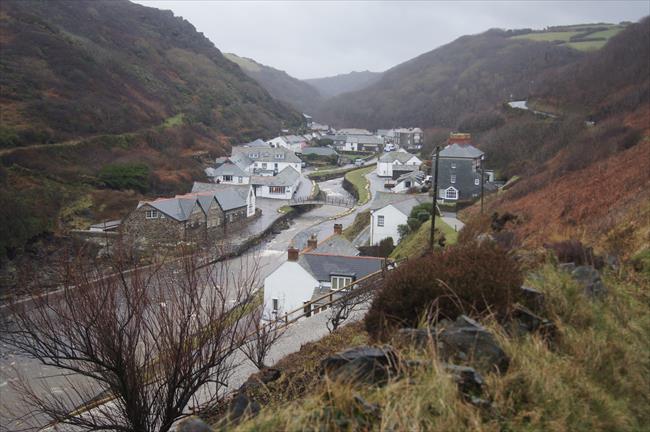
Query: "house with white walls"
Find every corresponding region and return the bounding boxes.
[251,166,301,200]
[204,161,251,185]
[369,192,429,245]
[263,235,384,321]
[376,151,422,177]
[392,171,426,193]
[267,135,308,153]
[232,146,302,175]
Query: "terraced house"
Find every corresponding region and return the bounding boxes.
[122,185,256,247]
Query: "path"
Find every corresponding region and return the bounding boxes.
[441,212,465,231]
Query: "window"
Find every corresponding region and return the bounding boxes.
[272,298,279,312]
[223,175,233,182]
[450,174,456,184]
[275,153,284,159]
[269,186,286,194]
[331,276,353,291]
[445,187,458,200]
[262,163,267,169]
[145,210,158,219]
[377,215,385,227]
[475,178,480,186]
[238,176,243,183]
[451,162,456,169]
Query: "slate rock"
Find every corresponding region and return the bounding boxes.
[519,285,545,313]
[558,262,576,273]
[443,363,484,395]
[571,265,608,299]
[178,417,213,432]
[353,394,381,418]
[258,367,281,384]
[396,328,435,349]
[228,393,261,423]
[511,304,557,339]
[320,346,399,384]
[437,315,509,373]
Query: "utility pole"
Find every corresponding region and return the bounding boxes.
[429,145,440,250]
[481,155,485,214]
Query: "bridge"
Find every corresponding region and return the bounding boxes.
[288,192,355,208]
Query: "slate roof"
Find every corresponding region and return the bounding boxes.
[338,128,373,135]
[191,182,252,204]
[301,147,338,156]
[379,151,420,163]
[139,187,249,221]
[346,134,383,145]
[438,143,484,159]
[369,191,428,212]
[396,170,426,183]
[232,146,301,163]
[242,138,271,148]
[251,166,301,187]
[211,162,248,177]
[310,235,359,256]
[229,152,253,171]
[298,253,384,282]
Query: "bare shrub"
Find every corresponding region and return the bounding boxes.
[545,239,604,268]
[240,305,286,370]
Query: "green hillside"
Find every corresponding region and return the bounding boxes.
[512,23,628,51]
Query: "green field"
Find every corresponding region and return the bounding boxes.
[344,165,374,205]
[511,23,626,51]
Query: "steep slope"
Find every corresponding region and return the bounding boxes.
[316,30,583,129]
[304,70,382,98]
[0,0,302,260]
[224,53,323,115]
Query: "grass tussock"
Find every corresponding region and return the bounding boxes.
[226,263,649,432]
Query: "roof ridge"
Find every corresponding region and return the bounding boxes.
[303,252,384,261]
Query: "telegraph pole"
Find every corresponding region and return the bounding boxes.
[480,155,485,214]
[429,145,440,250]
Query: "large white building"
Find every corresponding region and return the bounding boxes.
[252,166,301,200]
[369,192,428,245]
[376,151,422,177]
[267,135,308,154]
[232,146,302,176]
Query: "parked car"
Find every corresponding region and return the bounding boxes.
[354,159,364,167]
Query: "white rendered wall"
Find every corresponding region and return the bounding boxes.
[263,261,319,320]
[370,205,409,245]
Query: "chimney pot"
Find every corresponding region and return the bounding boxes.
[287,246,299,262]
[334,223,343,235]
[307,234,318,250]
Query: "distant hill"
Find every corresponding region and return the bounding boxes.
[304,71,382,98]
[315,30,584,130]
[224,53,323,115]
[510,22,628,52]
[0,0,301,260]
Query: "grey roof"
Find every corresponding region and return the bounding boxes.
[438,143,484,159]
[337,128,373,135]
[191,182,252,204]
[140,195,204,222]
[232,146,301,163]
[211,189,247,211]
[392,196,427,216]
[310,235,359,256]
[379,152,421,163]
[211,162,248,178]
[139,186,249,221]
[397,170,426,183]
[298,253,384,282]
[242,138,271,148]
[251,166,301,187]
[301,147,338,156]
[369,191,428,212]
[229,152,253,171]
[346,134,383,145]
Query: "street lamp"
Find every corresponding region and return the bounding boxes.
[429,145,440,250]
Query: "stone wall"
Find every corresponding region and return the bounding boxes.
[122,205,185,247]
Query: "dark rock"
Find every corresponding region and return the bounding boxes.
[558,262,576,273]
[443,363,484,395]
[258,367,281,384]
[396,328,435,349]
[571,265,608,299]
[511,304,557,339]
[320,346,399,384]
[178,417,213,432]
[604,254,620,270]
[228,393,261,424]
[519,285,545,313]
[437,315,509,373]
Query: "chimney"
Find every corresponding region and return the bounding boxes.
[334,224,343,235]
[307,234,318,250]
[287,246,299,262]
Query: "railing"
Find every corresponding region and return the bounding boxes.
[288,191,355,208]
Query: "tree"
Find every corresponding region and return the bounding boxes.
[239,305,286,370]
[3,248,259,432]
[326,285,374,333]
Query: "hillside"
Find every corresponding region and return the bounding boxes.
[316,30,584,130]
[0,0,301,260]
[511,22,628,51]
[304,70,382,98]
[225,53,323,115]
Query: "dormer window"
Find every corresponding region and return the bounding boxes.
[331,275,353,291]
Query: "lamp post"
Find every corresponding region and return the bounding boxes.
[429,145,440,250]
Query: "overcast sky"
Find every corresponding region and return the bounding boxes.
[134,1,649,79]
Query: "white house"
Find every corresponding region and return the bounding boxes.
[392,171,426,193]
[263,246,384,321]
[252,166,301,200]
[369,192,428,245]
[267,135,308,154]
[191,182,256,218]
[232,146,302,175]
[204,161,250,185]
[376,151,422,177]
